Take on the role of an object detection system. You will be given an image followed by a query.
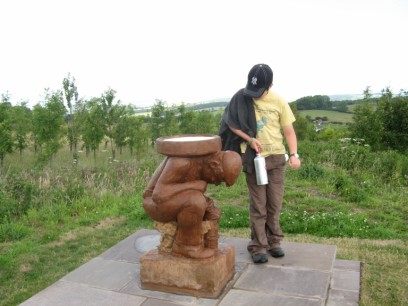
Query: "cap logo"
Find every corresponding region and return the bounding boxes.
[251,77,257,85]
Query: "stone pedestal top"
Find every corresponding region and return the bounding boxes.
[156,134,221,157]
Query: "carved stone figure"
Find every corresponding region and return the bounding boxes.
[142,135,241,259]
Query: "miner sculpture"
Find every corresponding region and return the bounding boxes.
[140,135,242,297]
[142,134,241,258]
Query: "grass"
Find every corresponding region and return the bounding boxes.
[298,109,354,123]
[1,217,149,305]
[1,140,408,305]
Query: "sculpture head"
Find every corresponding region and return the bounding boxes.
[221,151,242,186]
[203,151,242,187]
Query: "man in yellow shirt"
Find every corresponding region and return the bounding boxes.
[219,64,301,264]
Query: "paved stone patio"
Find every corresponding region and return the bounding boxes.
[20,229,360,306]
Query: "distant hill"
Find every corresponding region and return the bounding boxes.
[133,98,230,114]
[329,94,364,101]
[328,93,382,101]
[133,93,382,114]
[190,97,231,104]
[186,99,229,111]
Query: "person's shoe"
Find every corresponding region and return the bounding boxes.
[269,247,285,258]
[252,253,268,264]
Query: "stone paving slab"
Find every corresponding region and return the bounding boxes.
[327,259,361,305]
[221,236,337,271]
[233,264,330,299]
[20,281,146,306]
[333,259,361,272]
[20,229,360,306]
[99,228,158,263]
[61,257,137,290]
[218,289,323,306]
[331,269,361,292]
[326,289,360,306]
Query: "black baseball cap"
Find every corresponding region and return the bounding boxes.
[244,64,273,98]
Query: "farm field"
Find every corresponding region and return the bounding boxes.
[298,109,354,123]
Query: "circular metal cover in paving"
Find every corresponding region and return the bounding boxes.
[156,134,221,157]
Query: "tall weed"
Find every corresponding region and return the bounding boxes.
[300,139,408,187]
[0,222,32,242]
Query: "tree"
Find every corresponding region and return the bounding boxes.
[363,86,373,100]
[195,110,217,134]
[112,105,133,155]
[178,104,197,134]
[1,92,11,105]
[380,86,393,101]
[335,103,348,113]
[294,95,331,110]
[398,89,408,97]
[78,98,106,162]
[351,87,408,153]
[10,102,32,158]
[62,73,79,153]
[163,107,178,136]
[351,99,382,150]
[0,122,13,167]
[126,115,148,156]
[32,90,66,166]
[149,99,166,144]
[0,102,13,166]
[100,88,124,159]
[377,94,408,153]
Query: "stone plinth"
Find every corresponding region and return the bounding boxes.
[140,243,235,298]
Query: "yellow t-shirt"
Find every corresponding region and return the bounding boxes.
[253,91,295,156]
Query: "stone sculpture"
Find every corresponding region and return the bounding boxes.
[140,135,242,297]
[142,134,241,259]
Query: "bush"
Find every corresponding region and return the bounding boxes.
[370,150,408,185]
[0,176,38,221]
[328,170,367,202]
[297,164,326,180]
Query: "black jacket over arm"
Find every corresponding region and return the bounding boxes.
[218,88,257,173]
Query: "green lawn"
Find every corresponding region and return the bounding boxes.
[298,110,353,123]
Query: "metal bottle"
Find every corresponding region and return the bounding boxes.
[254,153,268,185]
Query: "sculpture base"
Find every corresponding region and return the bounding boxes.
[140,244,235,298]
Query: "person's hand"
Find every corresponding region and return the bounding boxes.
[288,156,301,169]
[249,138,262,153]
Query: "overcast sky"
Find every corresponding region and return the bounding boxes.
[1,0,407,108]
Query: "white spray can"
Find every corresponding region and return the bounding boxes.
[254,153,268,185]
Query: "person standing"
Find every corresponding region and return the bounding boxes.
[219,63,301,264]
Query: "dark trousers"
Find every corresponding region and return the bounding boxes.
[246,154,286,255]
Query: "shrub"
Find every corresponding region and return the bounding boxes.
[2,174,39,218]
[328,170,367,202]
[370,150,408,186]
[297,164,326,180]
